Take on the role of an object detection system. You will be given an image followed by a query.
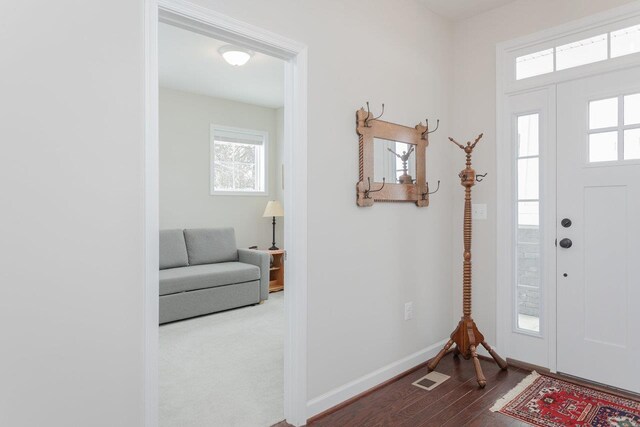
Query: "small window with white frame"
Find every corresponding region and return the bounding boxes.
[514,21,640,81]
[588,93,640,163]
[210,125,268,195]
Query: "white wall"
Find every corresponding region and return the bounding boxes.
[187,0,456,405]
[0,1,145,426]
[159,87,284,249]
[0,1,453,424]
[450,0,637,348]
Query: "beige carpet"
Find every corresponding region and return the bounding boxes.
[160,292,284,427]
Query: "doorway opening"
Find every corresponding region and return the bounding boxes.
[158,20,288,426]
[496,2,640,394]
[144,2,309,426]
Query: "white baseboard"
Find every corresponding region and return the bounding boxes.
[306,338,448,419]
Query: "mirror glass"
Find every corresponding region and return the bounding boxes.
[373,138,417,184]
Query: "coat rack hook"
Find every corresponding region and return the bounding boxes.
[427,119,440,135]
[422,180,440,199]
[364,177,385,198]
[429,180,441,194]
[364,102,385,127]
[422,119,440,138]
[476,173,487,182]
[428,119,440,134]
[373,103,385,120]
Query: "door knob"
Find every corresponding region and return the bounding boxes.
[559,238,572,248]
[561,218,572,228]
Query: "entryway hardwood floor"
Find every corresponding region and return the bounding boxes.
[273,356,531,426]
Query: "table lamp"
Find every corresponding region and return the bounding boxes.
[263,200,284,250]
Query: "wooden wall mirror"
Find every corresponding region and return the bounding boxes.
[356,106,435,207]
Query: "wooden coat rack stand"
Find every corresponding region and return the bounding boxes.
[426,133,508,388]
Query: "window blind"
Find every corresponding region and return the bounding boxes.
[213,128,264,145]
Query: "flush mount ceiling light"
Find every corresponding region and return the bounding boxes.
[218,45,253,66]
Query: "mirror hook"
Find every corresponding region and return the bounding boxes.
[364,102,385,127]
[423,119,440,137]
[364,177,385,199]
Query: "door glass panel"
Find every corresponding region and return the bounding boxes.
[589,131,618,162]
[518,114,539,156]
[611,24,640,58]
[556,34,608,71]
[518,201,539,226]
[624,93,640,125]
[515,112,541,334]
[516,49,554,80]
[517,201,540,333]
[589,97,618,129]
[512,24,640,82]
[518,158,539,199]
[624,129,640,160]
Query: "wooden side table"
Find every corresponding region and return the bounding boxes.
[260,249,284,293]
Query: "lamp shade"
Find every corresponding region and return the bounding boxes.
[263,200,284,217]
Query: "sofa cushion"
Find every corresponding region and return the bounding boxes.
[159,229,189,270]
[183,228,238,265]
[159,262,259,296]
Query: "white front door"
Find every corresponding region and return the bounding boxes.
[556,66,640,392]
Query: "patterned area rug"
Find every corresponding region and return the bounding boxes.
[490,371,640,426]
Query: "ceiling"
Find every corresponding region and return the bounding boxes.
[159,23,284,108]
[417,0,516,20]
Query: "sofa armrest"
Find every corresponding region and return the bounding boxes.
[238,249,270,301]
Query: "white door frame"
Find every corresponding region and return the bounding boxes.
[144,0,309,425]
[496,1,640,371]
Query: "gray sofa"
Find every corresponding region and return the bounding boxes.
[159,228,269,324]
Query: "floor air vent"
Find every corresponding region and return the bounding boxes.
[412,371,450,391]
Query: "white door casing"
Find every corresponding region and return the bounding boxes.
[556,67,640,393]
[145,1,309,425]
[497,2,640,386]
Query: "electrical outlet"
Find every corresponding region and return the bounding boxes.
[472,203,487,220]
[404,302,413,321]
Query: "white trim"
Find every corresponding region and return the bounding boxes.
[283,46,309,425]
[498,2,640,52]
[496,40,509,362]
[306,339,448,419]
[497,87,556,369]
[145,1,309,426]
[208,191,271,196]
[499,1,640,94]
[144,1,159,426]
[496,1,640,373]
[209,124,269,196]
[158,0,305,58]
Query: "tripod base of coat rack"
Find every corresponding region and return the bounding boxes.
[427,316,507,388]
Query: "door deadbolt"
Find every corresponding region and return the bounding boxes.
[561,218,572,228]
